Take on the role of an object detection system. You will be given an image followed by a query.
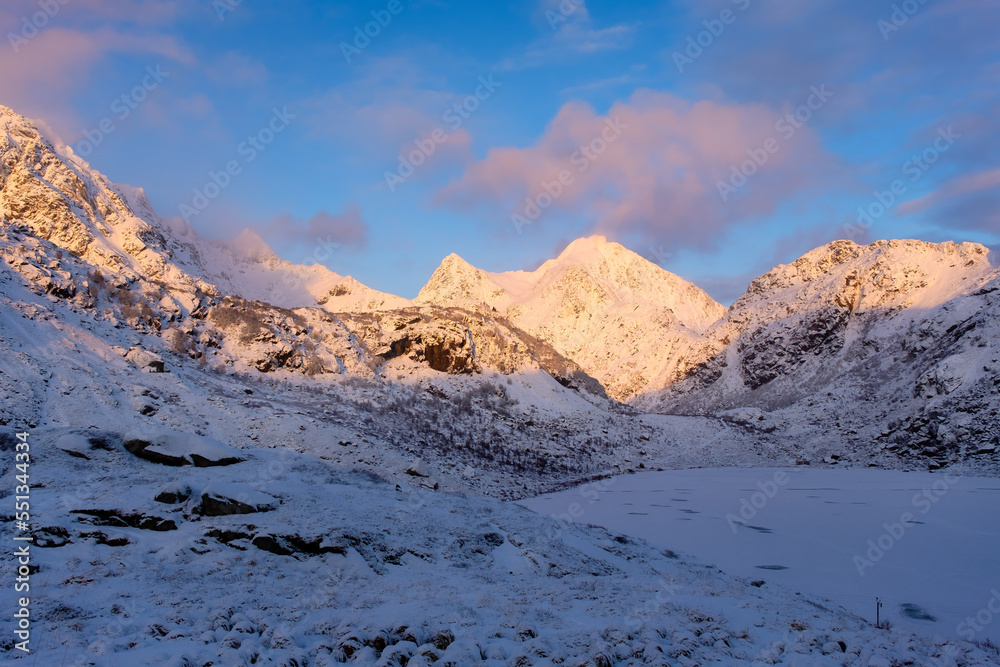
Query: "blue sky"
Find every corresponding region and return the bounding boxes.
[1,0,997,302]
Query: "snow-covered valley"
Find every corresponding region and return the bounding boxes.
[0,102,999,665]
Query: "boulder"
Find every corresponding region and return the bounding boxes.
[196,483,278,516]
[406,459,430,477]
[71,509,177,531]
[123,429,243,467]
[33,526,71,548]
[154,482,193,504]
[125,347,165,372]
[55,434,93,460]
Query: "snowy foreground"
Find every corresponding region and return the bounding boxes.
[2,437,1000,666]
[521,468,1000,645]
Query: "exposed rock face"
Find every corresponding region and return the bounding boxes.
[416,236,726,400]
[335,306,607,396]
[355,311,479,374]
[0,106,214,292]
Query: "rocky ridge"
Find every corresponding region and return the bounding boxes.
[636,239,1000,468]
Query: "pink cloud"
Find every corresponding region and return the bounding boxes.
[306,58,488,181]
[0,0,182,26]
[435,90,842,246]
[898,168,1000,217]
[0,24,193,136]
[263,208,370,254]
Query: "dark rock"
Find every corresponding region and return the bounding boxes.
[123,430,243,467]
[80,531,130,547]
[483,532,505,547]
[71,509,177,531]
[154,483,192,504]
[196,485,278,516]
[33,526,70,548]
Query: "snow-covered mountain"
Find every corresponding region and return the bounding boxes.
[2,106,609,392]
[416,236,727,400]
[4,103,998,472]
[637,239,1000,467]
[0,105,407,313]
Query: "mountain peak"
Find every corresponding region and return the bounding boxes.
[415,236,727,399]
[439,252,477,271]
[554,235,619,262]
[415,252,491,305]
[0,105,26,122]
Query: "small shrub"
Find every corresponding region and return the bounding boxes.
[165,329,187,355]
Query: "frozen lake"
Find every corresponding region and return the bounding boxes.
[520,467,1000,642]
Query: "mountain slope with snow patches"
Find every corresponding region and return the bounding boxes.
[636,239,1000,467]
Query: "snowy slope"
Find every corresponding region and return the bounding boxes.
[6,430,999,665]
[1,229,997,663]
[1,107,614,400]
[416,236,727,400]
[169,225,412,312]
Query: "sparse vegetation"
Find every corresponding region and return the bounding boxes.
[209,302,272,344]
[115,287,155,327]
